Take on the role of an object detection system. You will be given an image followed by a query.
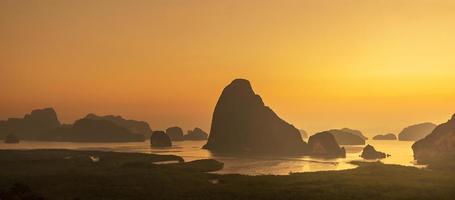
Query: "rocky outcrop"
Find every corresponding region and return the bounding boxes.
[203,79,308,155]
[373,133,397,140]
[184,128,208,140]
[85,114,152,136]
[412,114,455,162]
[399,122,436,141]
[0,108,61,140]
[361,145,388,160]
[308,132,346,158]
[4,134,19,144]
[328,129,366,145]
[299,129,308,138]
[150,131,172,147]
[43,119,145,142]
[166,127,184,141]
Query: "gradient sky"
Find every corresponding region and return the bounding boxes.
[1,0,455,137]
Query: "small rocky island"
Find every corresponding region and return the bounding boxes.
[413,114,455,163]
[373,133,397,140]
[166,127,185,141]
[203,79,308,155]
[165,127,208,141]
[150,131,172,147]
[361,145,389,160]
[184,128,208,140]
[398,122,436,141]
[4,134,20,144]
[308,132,346,158]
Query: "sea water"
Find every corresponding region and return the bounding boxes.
[0,140,420,175]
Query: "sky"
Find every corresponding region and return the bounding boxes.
[1,0,455,137]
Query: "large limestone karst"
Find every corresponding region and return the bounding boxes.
[203,79,308,154]
[85,114,153,136]
[0,108,61,140]
[412,114,455,162]
[398,122,437,141]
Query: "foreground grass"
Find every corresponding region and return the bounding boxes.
[0,149,454,200]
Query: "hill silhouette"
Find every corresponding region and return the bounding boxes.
[399,122,436,141]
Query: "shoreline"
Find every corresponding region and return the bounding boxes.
[0,149,453,199]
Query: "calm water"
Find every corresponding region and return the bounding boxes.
[0,140,421,175]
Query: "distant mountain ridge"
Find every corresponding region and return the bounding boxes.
[85,113,153,136]
[43,118,144,142]
[0,108,61,140]
[0,108,147,142]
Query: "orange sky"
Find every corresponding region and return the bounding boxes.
[1,0,454,137]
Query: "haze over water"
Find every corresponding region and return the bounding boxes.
[0,140,419,175]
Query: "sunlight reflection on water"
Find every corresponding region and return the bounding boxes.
[0,140,420,175]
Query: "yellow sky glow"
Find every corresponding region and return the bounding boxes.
[1,0,454,136]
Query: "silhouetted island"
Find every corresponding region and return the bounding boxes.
[339,128,368,140]
[4,134,19,144]
[0,108,61,140]
[413,114,455,163]
[166,127,184,141]
[328,129,366,145]
[184,128,208,140]
[308,132,346,158]
[373,133,397,140]
[150,131,172,147]
[361,145,388,160]
[85,114,153,136]
[203,79,309,155]
[43,118,145,142]
[398,122,436,141]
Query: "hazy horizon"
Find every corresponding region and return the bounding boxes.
[2,0,455,137]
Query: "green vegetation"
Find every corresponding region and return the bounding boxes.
[1,149,455,199]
